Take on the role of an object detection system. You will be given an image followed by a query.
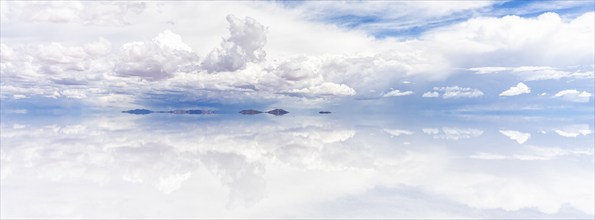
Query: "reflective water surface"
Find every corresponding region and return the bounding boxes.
[1,111,593,219]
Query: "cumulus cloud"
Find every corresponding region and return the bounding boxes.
[114,30,199,81]
[201,15,267,73]
[553,89,592,102]
[382,89,414,97]
[499,130,531,144]
[499,82,531,97]
[421,91,440,98]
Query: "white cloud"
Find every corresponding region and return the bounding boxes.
[499,130,531,144]
[37,42,87,64]
[2,2,145,26]
[469,66,594,81]
[499,82,531,97]
[424,12,595,68]
[424,86,484,99]
[421,91,440,98]
[287,82,356,97]
[553,89,592,102]
[382,89,414,97]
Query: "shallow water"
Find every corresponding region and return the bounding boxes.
[1,111,593,218]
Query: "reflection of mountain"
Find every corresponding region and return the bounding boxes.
[266,109,289,116]
[240,109,289,116]
[239,109,262,115]
[122,109,214,115]
[122,109,153,115]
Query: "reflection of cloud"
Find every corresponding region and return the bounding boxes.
[470,146,594,161]
[1,115,593,218]
[422,128,440,134]
[554,125,593,137]
[383,129,414,137]
[202,152,266,207]
[499,130,531,144]
[554,89,592,102]
[423,127,483,140]
[157,172,192,194]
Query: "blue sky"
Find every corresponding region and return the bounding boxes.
[0,1,593,113]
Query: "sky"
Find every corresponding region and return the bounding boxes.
[0,0,594,112]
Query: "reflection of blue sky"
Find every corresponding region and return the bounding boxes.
[1,111,593,218]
